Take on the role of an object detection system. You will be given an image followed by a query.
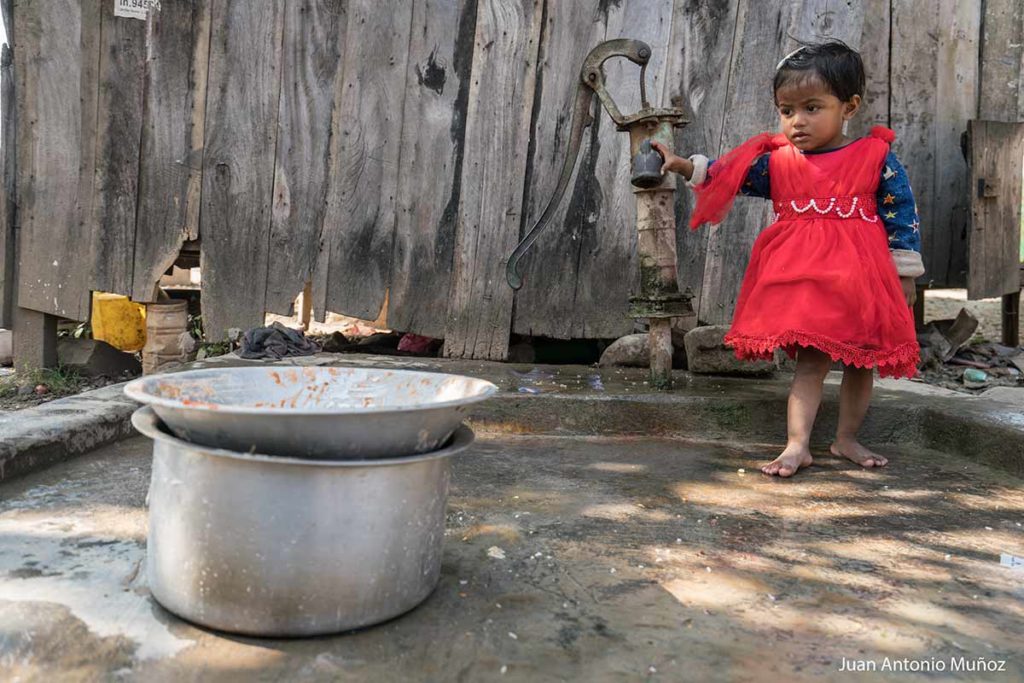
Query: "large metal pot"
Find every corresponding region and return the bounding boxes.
[125,366,496,459]
[132,406,473,636]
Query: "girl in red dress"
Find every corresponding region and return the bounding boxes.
[653,42,923,477]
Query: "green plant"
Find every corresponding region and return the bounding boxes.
[0,365,86,399]
[198,341,231,359]
[57,321,91,339]
[188,313,204,340]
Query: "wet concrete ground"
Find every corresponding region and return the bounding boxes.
[1,434,1022,682]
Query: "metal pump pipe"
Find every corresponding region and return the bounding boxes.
[506,39,693,388]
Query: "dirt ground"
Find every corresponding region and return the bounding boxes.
[924,289,1021,342]
[1,433,1021,682]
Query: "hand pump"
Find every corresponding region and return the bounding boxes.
[506,39,694,388]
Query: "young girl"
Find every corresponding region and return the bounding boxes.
[653,41,923,478]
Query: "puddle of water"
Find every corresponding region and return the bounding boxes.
[1000,553,1024,570]
[0,513,193,660]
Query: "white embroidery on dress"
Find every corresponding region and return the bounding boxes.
[783,196,875,222]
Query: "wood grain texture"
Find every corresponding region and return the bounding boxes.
[263,0,346,316]
[13,0,99,320]
[387,0,477,338]
[891,0,938,281]
[584,0,675,337]
[696,0,784,325]
[319,0,413,322]
[979,0,1024,121]
[666,0,740,317]
[510,0,608,339]
[892,0,979,287]
[931,0,980,287]
[90,7,147,296]
[200,0,284,340]
[444,0,544,359]
[0,42,15,328]
[849,0,891,135]
[967,120,1024,299]
[132,0,212,302]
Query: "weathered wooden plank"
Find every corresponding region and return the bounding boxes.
[849,0,890,135]
[696,0,785,325]
[967,120,1024,299]
[932,0,980,287]
[317,0,413,322]
[891,0,938,281]
[0,0,10,46]
[199,0,284,340]
[666,0,740,318]
[387,0,477,338]
[784,0,865,53]
[979,0,1024,122]
[510,0,607,339]
[892,0,979,288]
[90,6,147,296]
[132,0,212,302]
[0,43,15,329]
[13,0,100,320]
[574,0,676,338]
[263,0,346,316]
[443,0,544,359]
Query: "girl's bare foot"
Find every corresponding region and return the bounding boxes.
[761,445,814,477]
[830,439,888,468]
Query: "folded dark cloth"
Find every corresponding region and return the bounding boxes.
[239,322,322,360]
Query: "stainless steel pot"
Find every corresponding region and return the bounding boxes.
[132,406,474,636]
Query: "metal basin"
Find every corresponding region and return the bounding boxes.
[132,406,473,636]
[124,366,496,459]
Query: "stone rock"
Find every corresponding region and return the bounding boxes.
[979,386,1024,407]
[671,314,698,349]
[599,334,649,368]
[684,325,775,376]
[57,339,142,378]
[0,329,11,366]
[599,333,687,369]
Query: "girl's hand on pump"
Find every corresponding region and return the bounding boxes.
[650,140,694,180]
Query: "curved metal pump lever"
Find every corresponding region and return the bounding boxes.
[506,39,653,290]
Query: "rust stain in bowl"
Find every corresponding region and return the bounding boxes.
[180,398,219,410]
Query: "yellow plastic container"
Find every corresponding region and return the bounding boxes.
[91,292,147,352]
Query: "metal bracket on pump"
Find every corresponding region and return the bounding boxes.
[505,38,694,389]
[505,39,689,290]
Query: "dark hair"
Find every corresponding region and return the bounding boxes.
[773,41,866,103]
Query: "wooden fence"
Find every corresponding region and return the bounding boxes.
[4,0,1023,360]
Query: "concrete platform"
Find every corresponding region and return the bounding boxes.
[2,353,1023,484]
[1,432,1022,681]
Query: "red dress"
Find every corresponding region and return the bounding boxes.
[690,127,919,378]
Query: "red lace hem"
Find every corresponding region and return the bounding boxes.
[723,330,920,379]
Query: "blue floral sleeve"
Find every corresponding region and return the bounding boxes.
[706,155,771,199]
[876,152,921,253]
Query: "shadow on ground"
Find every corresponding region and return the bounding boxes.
[0,434,1022,682]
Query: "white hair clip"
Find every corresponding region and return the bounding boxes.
[775,46,806,71]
